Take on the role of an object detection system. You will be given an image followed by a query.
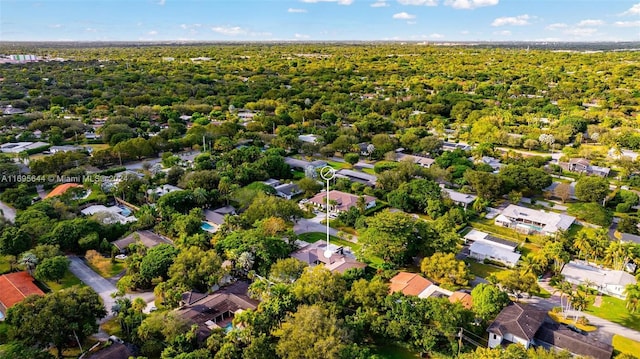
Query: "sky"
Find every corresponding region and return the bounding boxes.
[1,0,639,42]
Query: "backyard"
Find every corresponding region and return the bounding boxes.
[44,270,83,291]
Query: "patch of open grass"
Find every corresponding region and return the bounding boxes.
[86,251,126,278]
[45,270,83,291]
[325,160,351,170]
[0,255,11,274]
[100,317,123,337]
[613,335,640,357]
[361,167,376,175]
[586,295,640,331]
[465,260,512,280]
[547,311,597,332]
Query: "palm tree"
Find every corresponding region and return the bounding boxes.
[192,187,208,208]
[625,284,640,313]
[554,281,573,318]
[570,290,589,322]
[20,252,38,276]
[573,231,591,260]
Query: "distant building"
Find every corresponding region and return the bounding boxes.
[396,153,435,168]
[335,169,377,187]
[495,204,575,235]
[147,184,183,197]
[298,134,319,144]
[0,141,48,153]
[566,158,610,177]
[442,188,477,209]
[81,205,137,225]
[442,142,472,152]
[49,145,89,154]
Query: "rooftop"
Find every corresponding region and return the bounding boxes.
[449,291,473,309]
[291,241,366,274]
[487,303,548,341]
[534,323,613,359]
[389,272,433,297]
[561,260,636,288]
[499,204,575,234]
[45,183,83,199]
[0,271,45,312]
[112,230,173,251]
[443,188,477,205]
[308,190,375,212]
[469,242,521,264]
[464,229,519,250]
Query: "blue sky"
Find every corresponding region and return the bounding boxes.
[1,0,639,41]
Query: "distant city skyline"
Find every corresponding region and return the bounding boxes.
[1,0,639,42]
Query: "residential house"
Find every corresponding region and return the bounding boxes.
[442,188,477,209]
[608,148,639,161]
[291,241,366,274]
[284,157,327,177]
[298,134,319,144]
[84,131,100,140]
[236,109,256,121]
[203,206,237,233]
[176,281,259,341]
[495,204,575,235]
[442,142,472,152]
[388,272,452,299]
[81,205,137,225]
[0,141,48,153]
[488,303,613,359]
[0,271,45,319]
[357,142,372,156]
[147,184,183,197]
[112,230,173,252]
[464,229,521,267]
[335,169,377,187]
[567,158,610,177]
[397,153,435,168]
[274,183,303,200]
[308,190,376,213]
[487,303,549,349]
[49,145,89,154]
[478,156,503,172]
[1,105,26,115]
[449,291,473,309]
[44,183,84,199]
[561,260,636,299]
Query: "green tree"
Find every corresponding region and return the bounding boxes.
[269,257,308,284]
[344,153,360,165]
[292,266,347,304]
[273,304,349,359]
[0,227,31,256]
[470,283,510,320]
[574,176,609,204]
[420,253,472,289]
[168,247,225,292]
[6,287,107,359]
[140,244,179,281]
[34,255,69,283]
[463,170,504,201]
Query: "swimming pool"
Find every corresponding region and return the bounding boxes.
[0,311,4,320]
[201,222,216,232]
[119,206,132,217]
[224,323,233,332]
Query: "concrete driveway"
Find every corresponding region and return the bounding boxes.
[68,256,155,322]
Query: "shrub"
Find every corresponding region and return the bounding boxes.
[616,202,632,213]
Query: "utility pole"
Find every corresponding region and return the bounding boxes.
[457,327,464,357]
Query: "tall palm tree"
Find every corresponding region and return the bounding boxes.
[573,231,591,260]
[570,290,589,322]
[192,187,209,208]
[625,284,640,313]
[19,252,38,276]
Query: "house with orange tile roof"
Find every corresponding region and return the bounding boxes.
[449,291,473,309]
[45,183,84,199]
[389,272,453,299]
[0,271,45,318]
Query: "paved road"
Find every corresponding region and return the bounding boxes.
[294,218,340,237]
[0,200,16,223]
[68,256,155,323]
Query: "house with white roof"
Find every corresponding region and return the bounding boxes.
[464,229,521,267]
[495,204,575,235]
[396,153,435,168]
[81,205,137,225]
[147,184,183,197]
[561,260,637,299]
[442,188,477,209]
[298,134,319,144]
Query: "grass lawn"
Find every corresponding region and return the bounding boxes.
[86,144,110,151]
[547,311,596,332]
[325,160,351,170]
[361,167,376,175]
[0,255,11,274]
[45,270,84,291]
[87,256,126,279]
[613,335,640,357]
[586,295,640,331]
[372,343,420,359]
[101,317,123,337]
[469,218,531,244]
[465,260,511,280]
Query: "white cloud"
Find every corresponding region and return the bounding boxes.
[397,0,437,6]
[152,0,166,5]
[444,0,498,9]
[622,3,640,15]
[491,14,531,27]
[429,33,444,38]
[577,19,604,27]
[393,12,416,19]
[371,0,389,7]
[546,23,567,30]
[148,30,158,35]
[493,30,511,36]
[301,0,353,5]
[211,25,271,37]
[564,27,597,37]
[288,8,308,12]
[613,20,640,27]
[49,24,62,28]
[294,33,310,39]
[460,30,470,34]
[85,28,97,32]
